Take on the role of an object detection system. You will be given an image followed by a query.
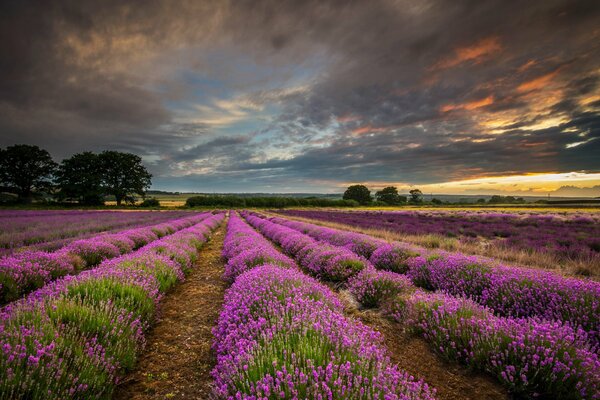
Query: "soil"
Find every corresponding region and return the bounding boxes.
[115,215,509,400]
[338,290,509,400]
[113,222,228,400]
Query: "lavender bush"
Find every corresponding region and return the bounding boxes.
[0,212,224,399]
[392,291,600,399]
[246,212,600,397]
[214,215,435,399]
[262,212,600,347]
[242,212,369,281]
[222,214,295,282]
[0,210,192,255]
[406,252,600,347]
[276,209,600,267]
[348,268,414,308]
[0,212,212,305]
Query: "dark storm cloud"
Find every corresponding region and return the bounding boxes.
[170,136,254,163]
[1,0,599,190]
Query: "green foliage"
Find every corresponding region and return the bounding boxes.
[342,185,372,205]
[139,197,160,207]
[56,152,104,205]
[375,186,406,205]
[0,144,57,202]
[409,188,423,203]
[99,151,152,206]
[46,297,140,370]
[66,278,156,323]
[185,195,358,208]
[488,195,526,204]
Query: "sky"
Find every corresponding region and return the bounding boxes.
[1,0,599,196]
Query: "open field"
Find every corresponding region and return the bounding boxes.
[274,209,600,277]
[0,208,598,399]
[4,2,599,398]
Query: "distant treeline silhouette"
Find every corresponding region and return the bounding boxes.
[185,195,358,208]
[0,144,151,205]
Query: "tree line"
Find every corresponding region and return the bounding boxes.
[185,195,358,208]
[0,144,152,205]
[342,185,423,205]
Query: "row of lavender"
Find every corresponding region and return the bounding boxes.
[0,212,224,399]
[0,212,213,304]
[242,212,600,399]
[0,210,192,255]
[212,213,434,399]
[277,209,600,264]
[259,213,599,347]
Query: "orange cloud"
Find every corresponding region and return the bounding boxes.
[517,59,537,73]
[521,141,548,147]
[351,125,388,135]
[516,69,560,92]
[441,95,494,113]
[433,36,502,70]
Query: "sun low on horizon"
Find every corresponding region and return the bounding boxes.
[1,0,599,196]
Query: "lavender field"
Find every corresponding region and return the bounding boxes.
[1,209,599,399]
[0,210,192,255]
[277,209,600,276]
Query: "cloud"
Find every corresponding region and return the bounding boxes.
[432,36,503,70]
[0,0,599,192]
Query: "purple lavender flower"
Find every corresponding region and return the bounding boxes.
[0,212,225,398]
[212,264,435,399]
[348,268,414,308]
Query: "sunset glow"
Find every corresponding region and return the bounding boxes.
[0,0,598,195]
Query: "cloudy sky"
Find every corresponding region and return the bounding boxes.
[1,0,599,195]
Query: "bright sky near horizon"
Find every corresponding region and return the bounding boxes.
[1,0,599,196]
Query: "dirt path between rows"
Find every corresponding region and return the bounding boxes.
[338,290,509,400]
[242,214,509,400]
[114,222,227,400]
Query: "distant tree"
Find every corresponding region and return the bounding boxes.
[488,195,505,204]
[409,188,423,203]
[343,185,372,205]
[375,186,402,205]
[139,198,160,207]
[99,151,152,206]
[476,198,486,204]
[431,198,442,205]
[398,195,407,204]
[0,144,57,202]
[56,152,104,205]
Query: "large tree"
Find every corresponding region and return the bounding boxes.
[409,188,423,203]
[56,152,105,205]
[0,144,57,202]
[375,186,404,205]
[99,151,152,205]
[343,184,372,205]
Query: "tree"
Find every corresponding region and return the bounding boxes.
[409,188,423,203]
[56,152,104,205]
[0,144,57,202]
[375,186,403,205]
[99,151,152,206]
[343,185,372,205]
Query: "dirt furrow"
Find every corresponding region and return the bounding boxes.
[114,222,227,399]
[243,213,509,400]
[337,290,508,400]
